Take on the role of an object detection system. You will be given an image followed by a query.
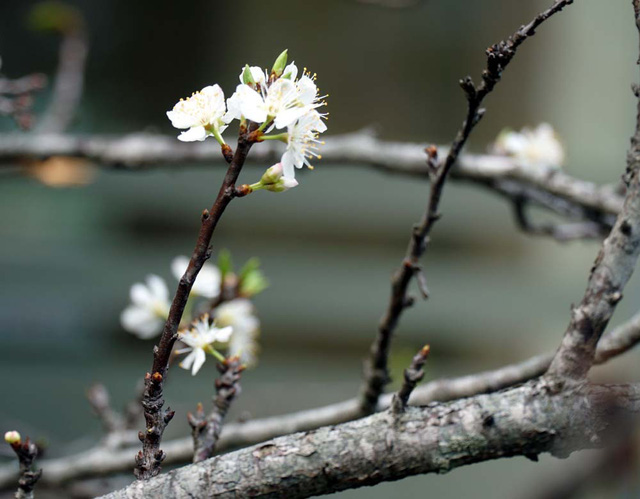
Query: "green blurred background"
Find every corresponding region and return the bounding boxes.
[1,0,639,497]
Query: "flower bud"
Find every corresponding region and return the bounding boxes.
[260,162,284,184]
[271,49,288,78]
[242,64,255,85]
[265,177,298,193]
[4,431,21,445]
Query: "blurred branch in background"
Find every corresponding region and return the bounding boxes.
[0,71,47,129]
[0,130,620,237]
[29,1,88,134]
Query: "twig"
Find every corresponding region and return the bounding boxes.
[547,2,640,379]
[390,344,430,414]
[513,197,607,241]
[188,357,245,463]
[87,384,126,434]
[135,131,255,479]
[4,433,42,499]
[0,74,47,129]
[359,0,575,415]
[100,380,640,499]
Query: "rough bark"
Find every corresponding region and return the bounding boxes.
[100,380,640,499]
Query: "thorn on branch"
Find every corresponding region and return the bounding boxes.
[391,344,431,414]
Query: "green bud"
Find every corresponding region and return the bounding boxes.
[217,249,233,279]
[240,268,269,297]
[271,49,288,77]
[242,65,255,85]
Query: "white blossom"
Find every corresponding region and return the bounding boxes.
[281,110,327,179]
[492,123,565,167]
[176,316,233,376]
[227,64,322,129]
[214,299,260,366]
[166,84,228,142]
[120,275,170,339]
[171,255,221,299]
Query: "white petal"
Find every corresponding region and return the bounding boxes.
[237,85,268,124]
[147,274,169,301]
[201,84,225,110]
[171,256,190,281]
[296,76,317,106]
[191,348,206,375]
[121,306,163,339]
[224,92,243,124]
[274,107,308,129]
[281,151,297,179]
[178,126,208,142]
[282,62,298,80]
[215,326,234,343]
[180,350,196,370]
[166,110,198,129]
[130,282,153,307]
[192,263,221,298]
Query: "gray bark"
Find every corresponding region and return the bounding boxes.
[101,379,640,499]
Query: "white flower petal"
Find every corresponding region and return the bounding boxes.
[121,306,163,339]
[190,348,206,375]
[296,76,317,106]
[237,85,268,124]
[178,126,208,142]
[273,106,308,129]
[166,110,198,129]
[171,256,190,281]
[281,150,297,179]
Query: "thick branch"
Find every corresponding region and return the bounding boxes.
[101,380,640,499]
[547,4,640,379]
[2,307,639,489]
[360,0,575,415]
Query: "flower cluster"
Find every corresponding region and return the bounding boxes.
[166,50,327,185]
[492,123,565,167]
[121,253,264,374]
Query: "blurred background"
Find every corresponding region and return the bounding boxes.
[1,0,639,497]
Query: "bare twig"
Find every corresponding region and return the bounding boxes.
[547,2,640,379]
[360,0,575,415]
[135,131,255,479]
[101,380,640,499]
[2,306,640,489]
[188,357,245,463]
[513,197,607,241]
[87,384,126,434]
[4,433,42,499]
[391,344,430,414]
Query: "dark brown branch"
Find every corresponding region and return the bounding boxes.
[359,0,575,415]
[390,344,430,413]
[101,380,640,499]
[547,3,640,379]
[135,133,254,480]
[5,434,42,499]
[188,357,245,463]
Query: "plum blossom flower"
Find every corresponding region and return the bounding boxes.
[226,57,323,129]
[213,299,260,366]
[177,315,233,375]
[171,255,221,299]
[492,123,565,167]
[167,84,228,143]
[281,110,327,179]
[120,275,170,339]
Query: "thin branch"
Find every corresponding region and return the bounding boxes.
[513,197,607,241]
[390,344,430,414]
[135,131,254,479]
[547,3,640,379]
[101,380,640,499]
[188,357,245,463]
[359,0,575,415]
[87,384,126,435]
[4,434,42,499]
